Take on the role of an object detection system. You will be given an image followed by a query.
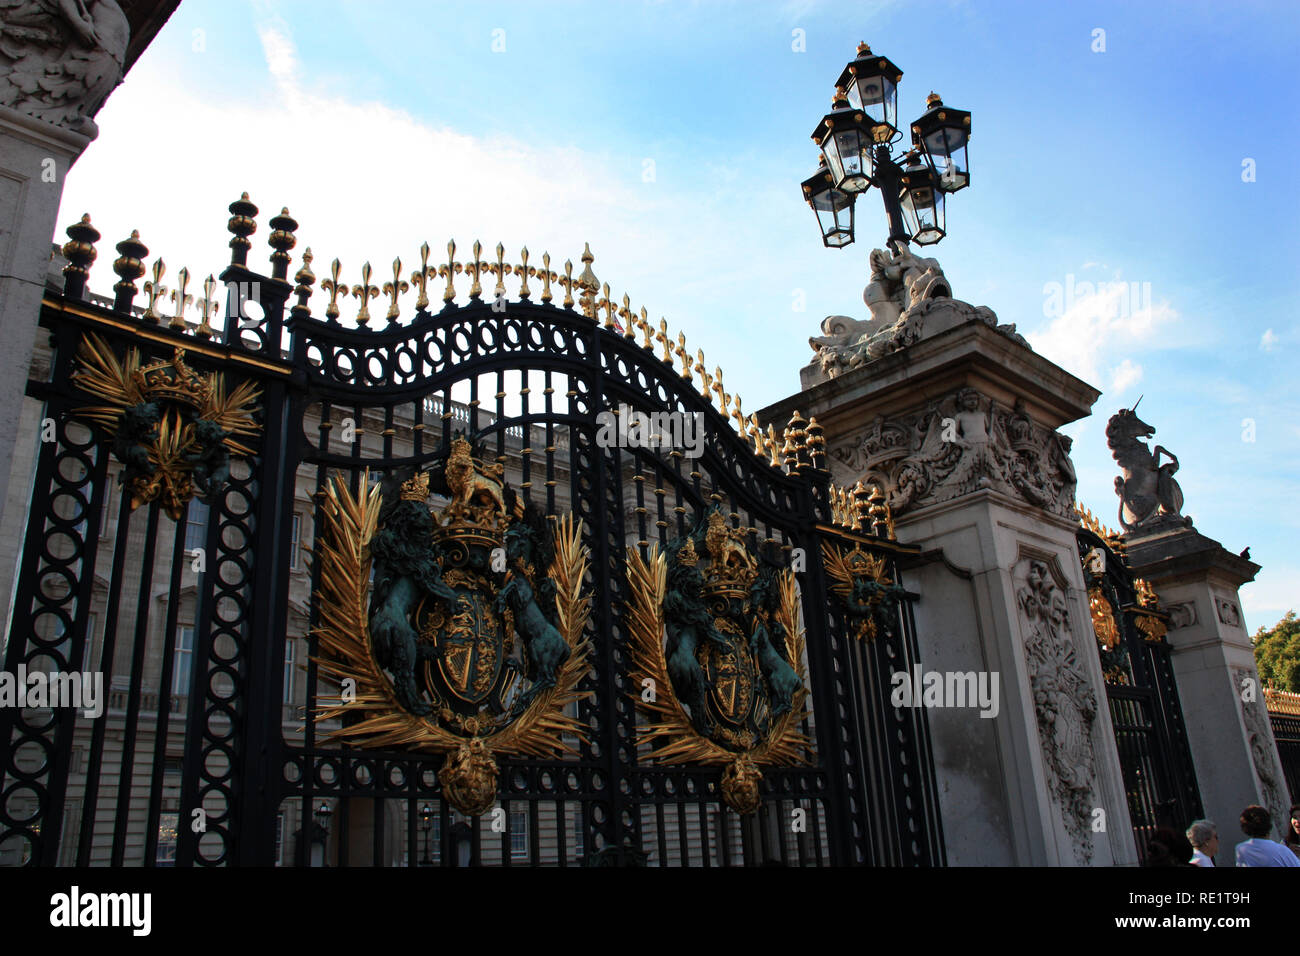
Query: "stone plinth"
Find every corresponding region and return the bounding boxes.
[0,106,94,639]
[1123,525,1288,859]
[762,315,1140,865]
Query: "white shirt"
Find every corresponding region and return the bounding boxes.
[1189,848,1215,867]
[1235,838,1300,867]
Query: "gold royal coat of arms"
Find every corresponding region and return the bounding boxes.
[311,436,591,815]
[626,509,811,814]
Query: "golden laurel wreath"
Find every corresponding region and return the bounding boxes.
[625,545,811,814]
[309,471,592,810]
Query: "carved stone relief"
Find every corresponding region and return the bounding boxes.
[1233,667,1289,835]
[808,243,1028,378]
[1017,556,1098,865]
[0,1,129,133]
[1166,601,1196,630]
[828,387,1077,519]
[1216,599,1241,628]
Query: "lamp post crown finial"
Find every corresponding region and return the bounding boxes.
[927,91,942,107]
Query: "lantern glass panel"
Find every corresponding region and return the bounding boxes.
[832,128,871,193]
[900,177,945,245]
[924,126,969,191]
[850,73,897,130]
[812,185,855,248]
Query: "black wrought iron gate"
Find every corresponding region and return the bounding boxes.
[1077,522,1202,862]
[0,200,944,866]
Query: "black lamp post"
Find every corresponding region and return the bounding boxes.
[419,803,434,866]
[803,42,971,251]
[311,800,333,868]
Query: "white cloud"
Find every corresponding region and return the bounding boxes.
[1027,276,1178,387]
[1109,357,1142,393]
[1260,328,1278,351]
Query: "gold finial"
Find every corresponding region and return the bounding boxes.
[857,41,871,55]
[411,242,431,310]
[559,259,575,308]
[400,471,430,501]
[621,294,635,339]
[466,240,484,299]
[577,242,598,318]
[926,91,942,107]
[675,332,692,382]
[492,242,507,299]
[291,247,316,319]
[765,425,781,466]
[352,261,379,326]
[321,258,345,321]
[111,228,147,310]
[747,413,763,455]
[439,240,461,304]
[712,367,728,412]
[600,282,615,328]
[639,307,652,349]
[731,394,746,434]
[656,318,671,363]
[141,259,167,323]
[539,252,554,303]
[383,257,409,322]
[195,274,219,338]
[695,350,712,396]
[868,484,894,538]
[169,266,192,329]
[515,247,533,299]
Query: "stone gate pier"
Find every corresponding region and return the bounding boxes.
[761,244,1139,865]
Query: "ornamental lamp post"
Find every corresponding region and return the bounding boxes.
[801,163,856,248]
[419,802,434,865]
[802,42,971,252]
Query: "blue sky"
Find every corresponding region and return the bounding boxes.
[57,0,1299,628]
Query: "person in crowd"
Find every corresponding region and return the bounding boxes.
[1144,827,1194,866]
[1285,805,1300,860]
[1235,804,1300,866]
[1185,819,1218,866]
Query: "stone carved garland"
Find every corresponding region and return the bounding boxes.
[1018,557,1098,865]
[829,387,1078,519]
[808,243,1029,378]
[1232,666,1289,836]
[0,1,129,134]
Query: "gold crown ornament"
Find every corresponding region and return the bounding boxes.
[130,348,210,411]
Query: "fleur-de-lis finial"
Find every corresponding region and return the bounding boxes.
[559,259,575,308]
[731,394,746,435]
[620,295,635,339]
[515,246,534,299]
[321,258,345,322]
[195,274,220,338]
[712,366,728,411]
[466,240,484,299]
[352,261,379,326]
[141,259,167,323]
[491,242,508,300]
[675,332,692,382]
[383,257,409,322]
[695,350,712,396]
[656,318,671,363]
[439,240,462,304]
[600,283,615,328]
[639,307,652,349]
[539,252,554,304]
[411,241,431,311]
[169,266,192,329]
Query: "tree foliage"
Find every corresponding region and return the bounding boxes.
[1254,610,1300,692]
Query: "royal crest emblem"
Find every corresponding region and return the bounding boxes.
[71,332,261,519]
[626,508,810,814]
[821,542,907,641]
[311,436,591,815]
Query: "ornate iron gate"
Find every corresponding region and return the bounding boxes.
[0,199,944,867]
[1077,516,1202,862]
